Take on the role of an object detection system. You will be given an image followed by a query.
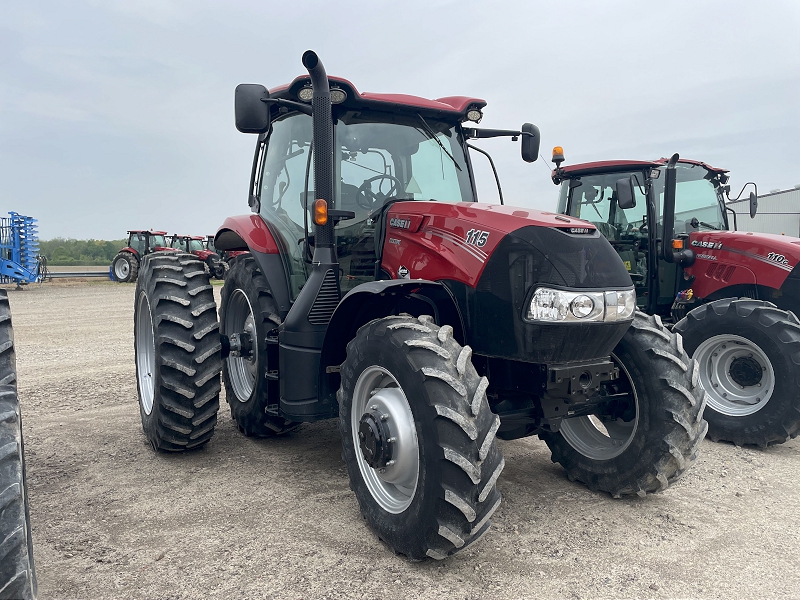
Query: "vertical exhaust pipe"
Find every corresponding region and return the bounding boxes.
[278,51,341,420]
[661,153,679,263]
[302,50,335,251]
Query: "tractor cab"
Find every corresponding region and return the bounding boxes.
[127,230,168,256]
[553,153,734,317]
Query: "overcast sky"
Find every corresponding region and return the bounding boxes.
[2,0,798,240]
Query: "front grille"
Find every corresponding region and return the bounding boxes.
[308,269,339,325]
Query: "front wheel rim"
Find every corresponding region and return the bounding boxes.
[115,259,130,279]
[224,289,258,402]
[694,334,775,416]
[135,292,156,414]
[558,353,639,460]
[351,366,419,514]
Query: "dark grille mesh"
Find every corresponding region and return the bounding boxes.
[308,269,339,324]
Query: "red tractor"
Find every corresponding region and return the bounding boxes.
[133,52,704,560]
[111,230,172,283]
[168,234,226,279]
[553,150,800,447]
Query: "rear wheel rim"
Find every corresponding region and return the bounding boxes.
[694,334,774,416]
[135,292,155,415]
[115,258,130,280]
[558,353,639,460]
[351,366,419,514]
[224,289,258,402]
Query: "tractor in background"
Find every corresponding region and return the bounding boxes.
[553,149,800,447]
[168,235,226,279]
[111,230,172,283]
[133,52,705,560]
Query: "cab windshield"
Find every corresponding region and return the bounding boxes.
[258,111,473,298]
[150,235,166,248]
[560,163,726,236]
[188,240,204,253]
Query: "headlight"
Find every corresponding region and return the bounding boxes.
[526,288,636,323]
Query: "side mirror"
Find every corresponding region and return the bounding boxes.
[615,177,637,210]
[749,191,758,218]
[520,123,540,163]
[235,84,271,134]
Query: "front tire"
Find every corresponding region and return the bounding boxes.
[112,251,139,283]
[675,298,800,447]
[339,315,504,560]
[220,255,297,437]
[134,252,221,451]
[0,290,37,599]
[540,312,708,497]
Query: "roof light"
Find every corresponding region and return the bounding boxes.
[330,88,347,104]
[466,108,483,123]
[552,146,565,168]
[298,86,313,102]
[313,199,328,226]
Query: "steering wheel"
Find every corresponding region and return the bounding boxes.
[356,174,403,209]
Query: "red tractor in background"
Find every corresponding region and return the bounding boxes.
[168,235,226,279]
[132,52,705,560]
[553,150,800,447]
[111,230,173,283]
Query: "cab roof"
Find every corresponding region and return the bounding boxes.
[270,75,486,120]
[129,230,167,235]
[555,158,728,179]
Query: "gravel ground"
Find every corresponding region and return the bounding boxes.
[7,281,800,599]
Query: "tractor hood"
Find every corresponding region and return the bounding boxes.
[688,230,800,280]
[390,201,599,236]
[686,231,800,297]
[382,201,630,289]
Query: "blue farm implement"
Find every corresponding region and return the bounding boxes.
[0,212,44,286]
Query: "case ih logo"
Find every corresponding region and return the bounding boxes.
[691,240,723,250]
[390,217,411,229]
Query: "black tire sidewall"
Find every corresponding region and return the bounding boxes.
[339,330,441,557]
[113,253,134,282]
[134,269,166,446]
[220,257,272,429]
[679,309,798,437]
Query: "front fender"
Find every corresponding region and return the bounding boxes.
[215,214,280,254]
[318,279,465,405]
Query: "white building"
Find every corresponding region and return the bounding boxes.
[730,186,800,237]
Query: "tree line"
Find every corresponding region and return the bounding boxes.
[38,238,126,266]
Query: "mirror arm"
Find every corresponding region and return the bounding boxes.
[260,98,314,116]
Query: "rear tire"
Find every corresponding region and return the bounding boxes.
[339,315,504,560]
[0,290,37,599]
[675,298,800,447]
[112,251,139,283]
[134,252,221,451]
[220,255,298,437]
[540,312,708,497]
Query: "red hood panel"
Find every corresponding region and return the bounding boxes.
[381,202,595,286]
[687,230,799,294]
[388,202,596,234]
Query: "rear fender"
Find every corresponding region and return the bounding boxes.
[214,214,280,254]
[318,279,464,405]
[120,247,138,257]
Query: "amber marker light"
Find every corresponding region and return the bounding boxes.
[313,199,328,226]
[672,239,684,250]
[552,146,565,167]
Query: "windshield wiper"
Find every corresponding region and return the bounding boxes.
[690,217,720,230]
[416,114,461,172]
